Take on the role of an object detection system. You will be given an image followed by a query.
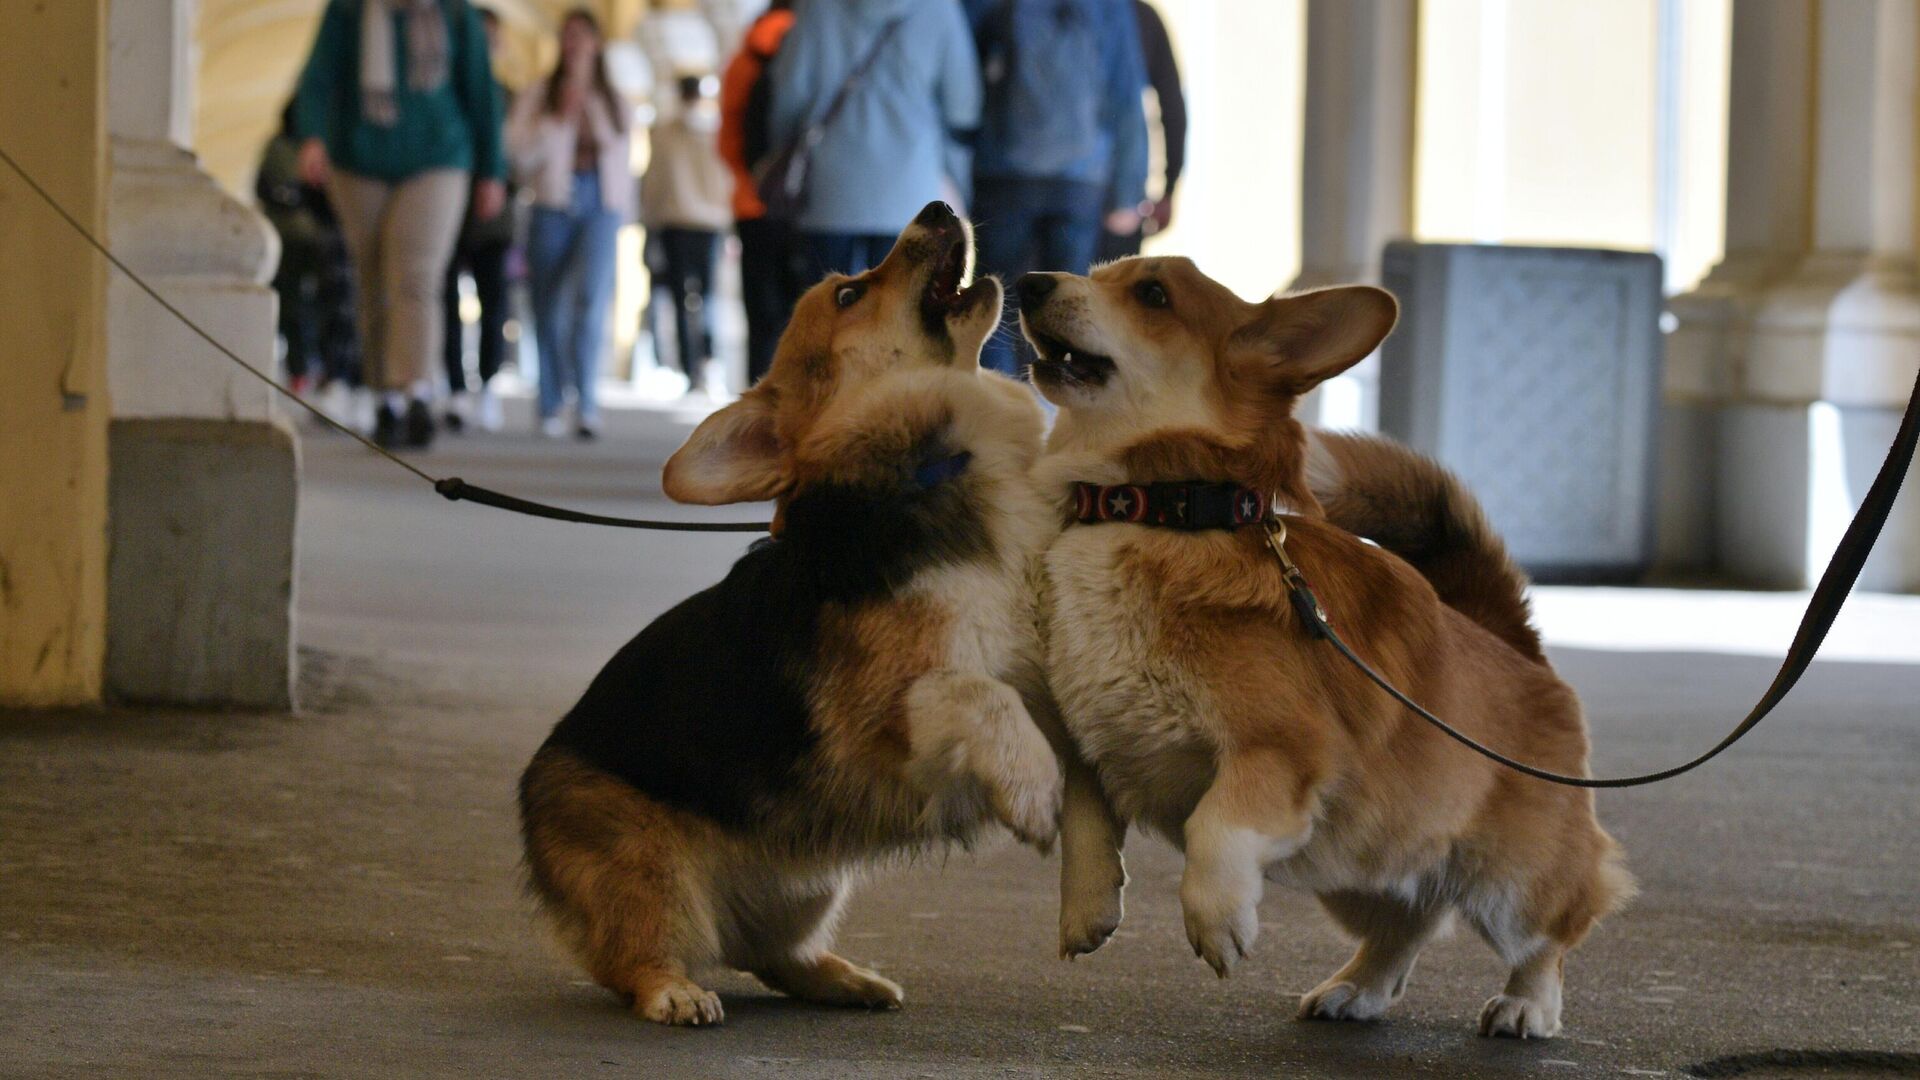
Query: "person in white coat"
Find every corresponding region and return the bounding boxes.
[642,74,732,396]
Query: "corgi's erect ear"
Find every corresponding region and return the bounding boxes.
[662,388,787,504]
[1232,286,1398,392]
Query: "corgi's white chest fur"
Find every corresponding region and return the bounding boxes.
[1041,526,1220,841]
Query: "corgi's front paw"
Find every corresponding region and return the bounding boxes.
[990,758,1063,851]
[1478,993,1561,1039]
[1180,876,1258,978]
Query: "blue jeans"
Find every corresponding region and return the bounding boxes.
[528,172,621,422]
[973,177,1106,376]
[800,231,899,282]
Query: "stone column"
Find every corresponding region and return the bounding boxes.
[1712,0,1920,590]
[104,0,298,707]
[1657,0,1816,574]
[1290,0,1418,429]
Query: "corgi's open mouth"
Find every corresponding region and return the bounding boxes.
[1027,332,1116,388]
[922,229,992,320]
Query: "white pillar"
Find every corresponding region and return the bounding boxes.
[105,0,297,708]
[107,0,280,422]
[1657,0,1815,574]
[1290,0,1417,429]
[1746,0,1919,408]
[1665,0,1920,591]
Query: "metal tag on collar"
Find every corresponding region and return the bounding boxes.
[1263,517,1332,637]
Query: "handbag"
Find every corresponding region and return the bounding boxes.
[755,16,907,222]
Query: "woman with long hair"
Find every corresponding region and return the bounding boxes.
[508,8,632,439]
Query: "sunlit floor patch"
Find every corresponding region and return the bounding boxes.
[1532,586,1920,664]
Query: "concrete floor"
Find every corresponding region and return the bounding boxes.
[4,423,1917,1079]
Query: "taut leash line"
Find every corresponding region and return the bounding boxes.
[1264,360,1920,789]
[0,143,771,535]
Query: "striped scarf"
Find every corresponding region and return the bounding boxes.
[360,0,450,127]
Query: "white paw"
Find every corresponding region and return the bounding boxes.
[829,966,905,1010]
[639,978,724,1027]
[990,751,1064,852]
[1059,873,1125,959]
[1478,993,1560,1039]
[1180,878,1258,978]
[1298,978,1395,1022]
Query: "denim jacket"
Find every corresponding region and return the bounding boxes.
[964,0,1149,213]
[767,0,982,235]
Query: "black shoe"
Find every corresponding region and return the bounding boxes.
[405,399,435,449]
[373,404,401,449]
[575,421,599,442]
[443,409,466,434]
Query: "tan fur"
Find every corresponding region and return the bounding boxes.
[522,209,1125,1025]
[1026,257,1631,1039]
[1307,431,1545,663]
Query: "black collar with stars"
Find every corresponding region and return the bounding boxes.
[1070,481,1267,530]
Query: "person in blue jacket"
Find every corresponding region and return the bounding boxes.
[966,0,1148,375]
[765,0,982,280]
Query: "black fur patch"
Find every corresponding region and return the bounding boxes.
[536,466,992,831]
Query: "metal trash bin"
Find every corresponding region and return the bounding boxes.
[1377,242,1664,583]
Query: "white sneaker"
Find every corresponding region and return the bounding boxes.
[351,387,378,435]
[315,380,354,426]
[540,415,567,439]
[476,387,504,432]
[444,390,472,434]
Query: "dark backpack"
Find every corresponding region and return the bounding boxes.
[740,36,781,175]
[982,0,1107,175]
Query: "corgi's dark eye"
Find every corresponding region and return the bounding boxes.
[1136,280,1170,309]
[835,283,865,309]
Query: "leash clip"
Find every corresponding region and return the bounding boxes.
[1263,516,1332,637]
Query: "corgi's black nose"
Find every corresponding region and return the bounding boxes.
[1016,273,1058,313]
[914,201,958,229]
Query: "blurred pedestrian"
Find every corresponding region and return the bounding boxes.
[718,0,798,386]
[442,6,516,434]
[1095,0,1185,262]
[509,7,633,440]
[966,0,1147,374]
[258,102,362,412]
[292,0,508,450]
[642,74,733,399]
[765,0,980,279]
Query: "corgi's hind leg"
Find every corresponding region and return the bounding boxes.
[738,878,903,1010]
[1478,942,1565,1039]
[904,670,1062,848]
[1469,822,1630,1038]
[1461,882,1571,1039]
[1300,890,1450,1022]
[518,749,724,1026]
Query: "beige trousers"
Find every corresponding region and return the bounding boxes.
[327,169,469,390]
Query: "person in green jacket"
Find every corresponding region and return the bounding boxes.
[292,0,507,450]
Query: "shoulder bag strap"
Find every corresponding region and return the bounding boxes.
[808,16,909,140]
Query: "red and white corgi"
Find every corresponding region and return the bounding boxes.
[1020,257,1631,1038]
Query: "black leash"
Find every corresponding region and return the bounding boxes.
[0,143,771,535]
[1265,360,1920,788]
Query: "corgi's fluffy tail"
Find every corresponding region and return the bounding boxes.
[1307,431,1547,665]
